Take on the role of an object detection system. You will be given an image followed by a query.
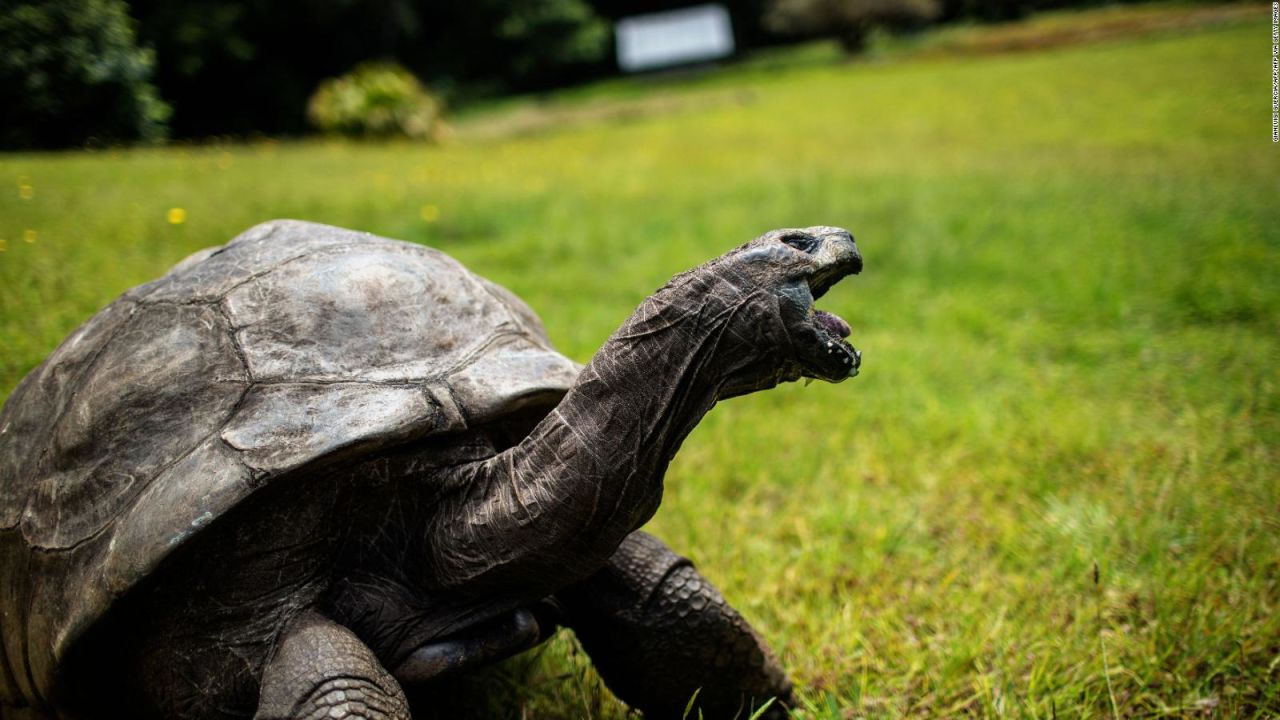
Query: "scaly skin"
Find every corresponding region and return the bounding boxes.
[256,613,410,720]
[559,532,793,719]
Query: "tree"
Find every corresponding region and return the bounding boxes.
[0,0,169,149]
[763,0,941,53]
[494,0,609,85]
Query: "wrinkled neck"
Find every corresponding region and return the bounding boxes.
[543,267,783,520]
[549,295,733,517]
[427,270,777,594]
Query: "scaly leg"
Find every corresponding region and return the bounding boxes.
[557,532,793,719]
[255,611,410,720]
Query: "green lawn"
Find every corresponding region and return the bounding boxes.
[2,5,1278,717]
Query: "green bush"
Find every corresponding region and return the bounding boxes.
[307,62,446,141]
[0,0,169,149]
[764,0,942,52]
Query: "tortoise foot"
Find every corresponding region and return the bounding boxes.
[558,532,792,719]
[255,611,409,720]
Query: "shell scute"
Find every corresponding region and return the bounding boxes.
[0,300,139,530]
[22,302,247,550]
[223,240,513,383]
[220,382,442,474]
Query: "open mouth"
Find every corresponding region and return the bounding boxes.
[800,255,861,379]
[814,308,860,376]
[809,300,861,379]
[772,225,863,382]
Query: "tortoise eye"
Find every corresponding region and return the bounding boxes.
[779,233,816,253]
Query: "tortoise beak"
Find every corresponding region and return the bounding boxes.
[805,227,861,300]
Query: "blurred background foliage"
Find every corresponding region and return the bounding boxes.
[0,0,170,149]
[764,0,943,53]
[0,0,1250,149]
[307,62,447,141]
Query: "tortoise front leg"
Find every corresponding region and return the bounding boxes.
[557,532,793,719]
[255,611,410,720]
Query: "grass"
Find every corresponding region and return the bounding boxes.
[2,3,1278,717]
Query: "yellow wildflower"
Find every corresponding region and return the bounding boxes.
[167,208,187,225]
[419,204,440,223]
[23,230,36,243]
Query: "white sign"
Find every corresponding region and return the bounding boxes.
[616,4,735,73]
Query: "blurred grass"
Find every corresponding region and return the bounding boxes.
[1,4,1278,717]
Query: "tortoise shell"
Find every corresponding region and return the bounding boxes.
[0,220,579,707]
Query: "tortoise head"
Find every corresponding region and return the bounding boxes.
[736,225,863,383]
[637,225,863,396]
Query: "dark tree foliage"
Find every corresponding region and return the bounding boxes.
[763,0,941,53]
[491,0,610,84]
[126,0,610,138]
[0,0,169,149]
[937,0,1036,21]
[126,0,416,138]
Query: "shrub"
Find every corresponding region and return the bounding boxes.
[0,0,170,149]
[764,0,942,52]
[307,62,446,141]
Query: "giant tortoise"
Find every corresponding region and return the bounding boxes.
[0,220,862,719]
